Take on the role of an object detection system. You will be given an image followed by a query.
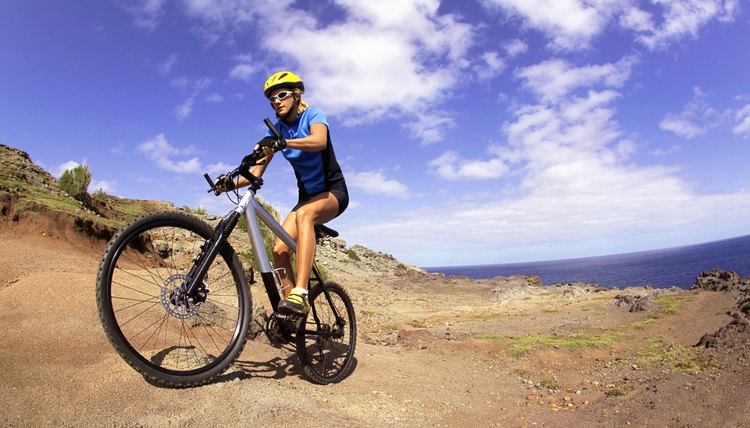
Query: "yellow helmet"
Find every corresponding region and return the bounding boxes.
[263,71,305,98]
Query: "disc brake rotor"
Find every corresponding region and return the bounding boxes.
[160,274,202,320]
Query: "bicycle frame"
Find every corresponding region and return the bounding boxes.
[238,187,346,339]
[239,186,295,310]
[186,117,347,337]
[184,182,334,327]
[96,117,355,386]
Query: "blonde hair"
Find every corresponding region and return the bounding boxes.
[294,89,309,114]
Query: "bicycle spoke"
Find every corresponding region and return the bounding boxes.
[111,278,161,298]
[116,300,163,329]
[112,268,162,290]
[119,246,167,287]
[296,282,356,384]
[110,295,160,312]
[98,212,251,384]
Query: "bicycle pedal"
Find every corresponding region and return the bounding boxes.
[273,311,301,328]
[274,312,300,322]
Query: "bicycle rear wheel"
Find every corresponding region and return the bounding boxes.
[296,281,357,384]
[96,212,250,387]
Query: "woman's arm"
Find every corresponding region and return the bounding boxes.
[286,122,328,151]
[223,150,273,190]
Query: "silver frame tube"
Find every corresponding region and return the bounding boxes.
[235,188,296,275]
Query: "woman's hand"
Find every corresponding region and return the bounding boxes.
[257,136,287,152]
[213,174,235,196]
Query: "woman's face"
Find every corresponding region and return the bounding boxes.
[268,88,296,118]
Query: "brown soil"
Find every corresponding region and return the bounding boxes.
[2,218,750,427]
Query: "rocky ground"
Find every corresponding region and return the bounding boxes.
[1,215,750,427]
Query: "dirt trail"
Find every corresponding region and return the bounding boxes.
[2,226,750,427]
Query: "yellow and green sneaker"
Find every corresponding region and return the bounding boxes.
[278,287,310,315]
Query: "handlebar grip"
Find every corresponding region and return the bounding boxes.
[264,117,282,140]
[204,173,215,193]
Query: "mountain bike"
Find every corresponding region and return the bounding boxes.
[95,119,356,387]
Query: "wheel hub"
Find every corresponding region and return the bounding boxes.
[160,274,205,320]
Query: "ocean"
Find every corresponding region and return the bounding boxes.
[424,234,750,289]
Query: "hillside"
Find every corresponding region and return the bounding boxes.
[0,144,175,241]
[2,143,750,427]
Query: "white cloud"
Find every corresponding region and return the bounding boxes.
[177,0,475,143]
[110,144,126,155]
[193,193,237,216]
[659,116,706,139]
[51,161,80,178]
[514,55,637,103]
[122,0,168,30]
[171,76,213,120]
[205,161,234,175]
[428,150,510,181]
[157,53,178,75]
[174,98,194,120]
[618,5,655,33]
[277,11,472,125]
[732,104,750,138]
[131,1,740,144]
[482,0,611,50]
[504,38,528,57]
[348,170,409,199]
[89,179,116,194]
[406,111,456,145]
[348,55,750,265]
[659,87,730,139]
[634,0,739,49]
[136,134,202,173]
[205,93,224,103]
[170,76,190,89]
[229,63,255,82]
[473,51,506,80]
[482,0,739,51]
[347,169,750,265]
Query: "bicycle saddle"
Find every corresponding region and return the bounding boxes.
[314,224,339,239]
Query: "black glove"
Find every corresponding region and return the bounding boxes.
[257,135,287,151]
[213,174,235,195]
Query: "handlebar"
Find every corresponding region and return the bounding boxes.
[203,173,215,189]
[204,118,283,194]
[264,117,282,140]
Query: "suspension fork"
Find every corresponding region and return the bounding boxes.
[184,211,241,296]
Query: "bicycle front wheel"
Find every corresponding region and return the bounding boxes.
[96,212,251,387]
[296,281,357,384]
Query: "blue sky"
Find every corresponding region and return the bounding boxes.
[2,0,750,267]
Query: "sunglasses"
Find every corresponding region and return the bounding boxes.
[268,90,295,103]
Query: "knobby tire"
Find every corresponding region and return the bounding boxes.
[96,212,251,387]
[296,281,357,384]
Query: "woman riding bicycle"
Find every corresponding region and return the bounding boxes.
[219,71,349,315]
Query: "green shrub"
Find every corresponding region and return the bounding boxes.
[238,197,282,272]
[347,249,361,261]
[92,188,107,202]
[181,205,207,216]
[58,163,91,198]
[539,377,560,390]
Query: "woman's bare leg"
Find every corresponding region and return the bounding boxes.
[272,215,298,298]
[293,192,339,290]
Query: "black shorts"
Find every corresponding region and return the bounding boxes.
[292,184,349,218]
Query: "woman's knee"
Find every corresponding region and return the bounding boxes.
[272,241,291,260]
[295,206,315,227]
